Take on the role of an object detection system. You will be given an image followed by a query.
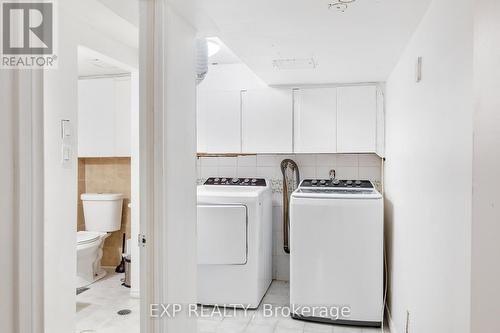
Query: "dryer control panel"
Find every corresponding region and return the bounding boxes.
[204,177,267,187]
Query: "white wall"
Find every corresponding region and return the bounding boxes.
[43,12,79,333]
[160,5,198,332]
[471,0,500,331]
[197,153,383,281]
[198,63,267,92]
[384,0,473,332]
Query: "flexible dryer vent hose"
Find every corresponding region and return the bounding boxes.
[280,159,300,254]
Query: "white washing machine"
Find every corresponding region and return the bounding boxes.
[197,177,272,308]
[290,179,384,327]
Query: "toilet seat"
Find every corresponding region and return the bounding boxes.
[77,231,105,245]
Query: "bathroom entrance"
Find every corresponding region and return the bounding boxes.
[42,1,143,332]
[75,44,140,332]
[41,1,198,332]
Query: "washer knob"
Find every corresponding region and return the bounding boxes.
[355,180,362,185]
[214,178,220,182]
[251,178,258,183]
[320,180,326,184]
[346,180,353,185]
[312,180,318,184]
[231,178,239,184]
[244,178,250,183]
[333,179,340,185]
[221,178,227,182]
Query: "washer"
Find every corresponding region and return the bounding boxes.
[290,179,384,327]
[197,177,272,308]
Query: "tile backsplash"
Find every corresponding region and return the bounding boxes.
[197,153,383,281]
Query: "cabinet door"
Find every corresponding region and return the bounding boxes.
[114,78,131,157]
[197,90,241,153]
[241,88,293,153]
[337,86,377,153]
[294,88,337,153]
[78,78,115,157]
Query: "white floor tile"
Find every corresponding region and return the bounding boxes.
[77,273,386,333]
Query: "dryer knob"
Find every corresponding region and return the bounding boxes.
[231,178,239,184]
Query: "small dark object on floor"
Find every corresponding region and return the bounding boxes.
[76,287,89,295]
[117,309,132,316]
[115,233,127,273]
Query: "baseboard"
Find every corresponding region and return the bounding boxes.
[386,305,399,333]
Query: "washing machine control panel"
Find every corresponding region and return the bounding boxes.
[204,177,267,187]
[300,179,374,189]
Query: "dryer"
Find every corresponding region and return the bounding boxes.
[197,177,272,308]
[290,179,384,327]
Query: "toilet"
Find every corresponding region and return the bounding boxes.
[77,193,123,288]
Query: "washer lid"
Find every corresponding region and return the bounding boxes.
[81,193,123,201]
[77,231,103,245]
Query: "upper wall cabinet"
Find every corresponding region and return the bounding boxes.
[197,90,241,153]
[241,88,293,153]
[195,64,384,156]
[337,86,377,153]
[78,77,131,157]
[293,88,337,153]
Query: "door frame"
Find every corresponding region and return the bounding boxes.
[5,1,197,332]
[1,70,45,333]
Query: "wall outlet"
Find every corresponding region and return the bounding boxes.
[405,310,411,333]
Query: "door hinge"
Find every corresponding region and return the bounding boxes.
[138,234,147,247]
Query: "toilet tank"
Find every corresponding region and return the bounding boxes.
[81,193,124,232]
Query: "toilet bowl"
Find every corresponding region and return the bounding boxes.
[77,231,108,288]
[77,193,123,288]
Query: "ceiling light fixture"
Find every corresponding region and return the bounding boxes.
[328,0,356,13]
[207,40,221,57]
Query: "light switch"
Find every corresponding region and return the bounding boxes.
[62,145,71,162]
[61,119,71,138]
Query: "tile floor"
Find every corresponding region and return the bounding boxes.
[76,268,140,333]
[76,269,389,333]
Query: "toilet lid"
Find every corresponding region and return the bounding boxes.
[77,231,102,245]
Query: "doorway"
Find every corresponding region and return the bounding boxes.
[42,1,141,332]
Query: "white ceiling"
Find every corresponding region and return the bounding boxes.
[199,0,432,85]
[78,46,131,77]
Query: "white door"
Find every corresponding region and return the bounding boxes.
[294,88,337,153]
[197,90,241,153]
[337,86,377,153]
[241,88,293,153]
[197,204,247,265]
